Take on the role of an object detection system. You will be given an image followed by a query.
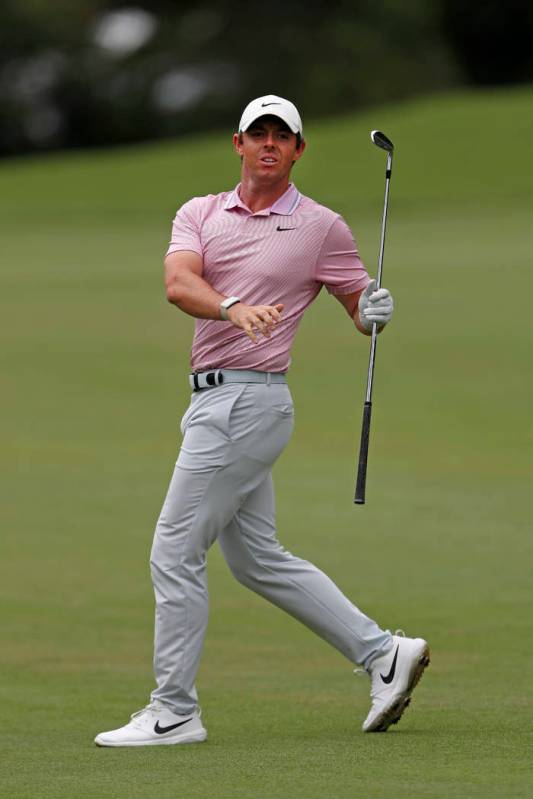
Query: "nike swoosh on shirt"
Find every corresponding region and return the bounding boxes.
[276,226,296,231]
[154,718,193,734]
[380,645,399,684]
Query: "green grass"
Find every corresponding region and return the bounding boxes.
[1,86,532,798]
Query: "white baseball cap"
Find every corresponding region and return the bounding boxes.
[238,94,303,135]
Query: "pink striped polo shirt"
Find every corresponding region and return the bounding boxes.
[166,183,370,373]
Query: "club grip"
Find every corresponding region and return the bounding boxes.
[354,401,372,504]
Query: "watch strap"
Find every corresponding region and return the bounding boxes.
[220,296,241,321]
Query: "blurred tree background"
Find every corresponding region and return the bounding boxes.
[1,0,531,156]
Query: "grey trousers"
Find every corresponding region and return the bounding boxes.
[150,382,392,715]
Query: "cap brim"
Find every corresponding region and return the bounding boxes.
[240,111,300,134]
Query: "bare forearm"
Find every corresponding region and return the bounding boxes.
[164,253,284,342]
[166,267,224,320]
[337,293,379,336]
[334,290,384,335]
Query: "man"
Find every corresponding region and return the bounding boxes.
[95,95,429,747]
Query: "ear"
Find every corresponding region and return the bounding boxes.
[293,138,306,162]
[233,132,243,157]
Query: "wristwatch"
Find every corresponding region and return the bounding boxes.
[220,296,241,320]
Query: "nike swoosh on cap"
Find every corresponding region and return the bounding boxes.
[380,645,399,684]
[154,718,193,734]
[261,102,281,107]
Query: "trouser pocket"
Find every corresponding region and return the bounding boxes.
[177,385,248,471]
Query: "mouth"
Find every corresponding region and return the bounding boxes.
[260,156,278,165]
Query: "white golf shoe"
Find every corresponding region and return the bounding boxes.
[362,633,430,732]
[94,700,207,747]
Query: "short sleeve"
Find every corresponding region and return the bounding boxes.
[315,216,370,295]
[165,198,204,257]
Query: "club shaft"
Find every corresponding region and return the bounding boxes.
[376,153,392,290]
[355,151,393,504]
[365,152,392,403]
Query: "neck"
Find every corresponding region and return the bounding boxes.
[238,173,291,213]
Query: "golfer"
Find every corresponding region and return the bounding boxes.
[95,95,429,746]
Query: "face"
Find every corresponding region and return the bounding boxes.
[233,117,305,183]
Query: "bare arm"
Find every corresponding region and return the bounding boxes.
[165,250,225,319]
[164,250,284,343]
[335,283,394,336]
[334,289,375,335]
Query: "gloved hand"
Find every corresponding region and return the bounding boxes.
[358,279,394,331]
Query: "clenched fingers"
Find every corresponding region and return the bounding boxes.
[364,297,393,320]
[358,285,394,330]
[367,288,391,304]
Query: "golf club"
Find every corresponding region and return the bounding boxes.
[354,130,394,504]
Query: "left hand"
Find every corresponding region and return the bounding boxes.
[227,301,284,343]
[358,279,394,331]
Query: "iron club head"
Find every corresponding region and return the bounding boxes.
[370,130,394,153]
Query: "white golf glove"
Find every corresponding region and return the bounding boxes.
[358,279,394,331]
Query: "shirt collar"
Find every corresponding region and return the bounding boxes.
[224,183,301,216]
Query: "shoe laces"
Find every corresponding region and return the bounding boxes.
[130,700,199,723]
[130,701,164,722]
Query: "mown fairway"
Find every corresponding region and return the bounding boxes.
[1,88,532,798]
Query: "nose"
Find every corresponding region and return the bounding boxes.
[264,131,275,148]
